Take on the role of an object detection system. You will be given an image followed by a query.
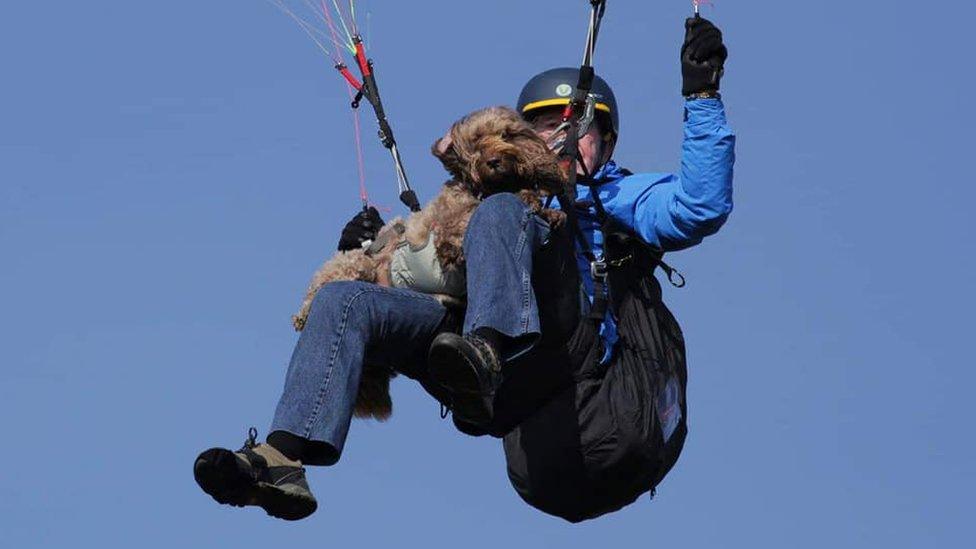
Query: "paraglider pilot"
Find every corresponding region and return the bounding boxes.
[194,15,734,523]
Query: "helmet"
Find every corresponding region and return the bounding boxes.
[516,67,619,137]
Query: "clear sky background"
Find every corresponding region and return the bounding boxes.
[2,1,973,547]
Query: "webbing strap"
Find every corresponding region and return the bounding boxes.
[559,192,610,322]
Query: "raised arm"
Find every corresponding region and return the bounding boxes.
[629,16,735,250]
[628,98,735,250]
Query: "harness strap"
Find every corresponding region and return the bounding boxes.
[587,183,686,288]
[559,193,610,322]
[561,173,690,329]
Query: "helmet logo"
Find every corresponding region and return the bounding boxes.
[555,84,573,97]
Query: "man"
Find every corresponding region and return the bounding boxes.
[426,16,734,522]
[429,15,734,434]
[192,16,732,522]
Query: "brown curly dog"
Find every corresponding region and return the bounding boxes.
[291,106,566,420]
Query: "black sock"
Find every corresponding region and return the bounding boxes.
[266,430,308,463]
[267,430,340,466]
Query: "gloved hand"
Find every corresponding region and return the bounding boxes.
[681,16,728,96]
[337,206,385,251]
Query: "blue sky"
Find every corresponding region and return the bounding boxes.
[1,1,973,546]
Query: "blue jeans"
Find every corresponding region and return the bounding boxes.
[270,193,550,463]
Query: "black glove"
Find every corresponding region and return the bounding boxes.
[337,206,385,251]
[681,16,728,96]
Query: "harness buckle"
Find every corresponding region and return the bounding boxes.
[590,257,609,280]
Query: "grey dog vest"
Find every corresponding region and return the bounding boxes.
[389,232,466,298]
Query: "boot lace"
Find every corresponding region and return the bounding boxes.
[468,335,502,374]
[240,427,259,451]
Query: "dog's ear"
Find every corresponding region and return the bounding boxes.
[432,136,465,181]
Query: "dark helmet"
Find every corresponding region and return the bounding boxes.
[516,67,620,136]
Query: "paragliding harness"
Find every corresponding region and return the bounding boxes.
[498,177,692,522]
[505,193,688,522]
[499,0,692,523]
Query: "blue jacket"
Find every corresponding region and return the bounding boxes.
[561,98,735,359]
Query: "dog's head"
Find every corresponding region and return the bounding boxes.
[432,106,566,197]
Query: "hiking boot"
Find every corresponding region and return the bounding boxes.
[428,332,503,428]
[193,428,318,521]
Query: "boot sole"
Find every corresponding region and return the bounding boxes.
[428,338,493,427]
[193,448,317,521]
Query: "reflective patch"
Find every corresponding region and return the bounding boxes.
[656,376,683,443]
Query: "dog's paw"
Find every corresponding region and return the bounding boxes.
[516,189,544,212]
[540,208,567,229]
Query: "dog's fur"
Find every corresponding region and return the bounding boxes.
[291,106,566,420]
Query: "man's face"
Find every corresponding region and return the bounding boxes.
[529,108,611,176]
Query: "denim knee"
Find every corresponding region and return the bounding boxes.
[474,192,530,225]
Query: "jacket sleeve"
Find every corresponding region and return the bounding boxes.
[631,98,735,251]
